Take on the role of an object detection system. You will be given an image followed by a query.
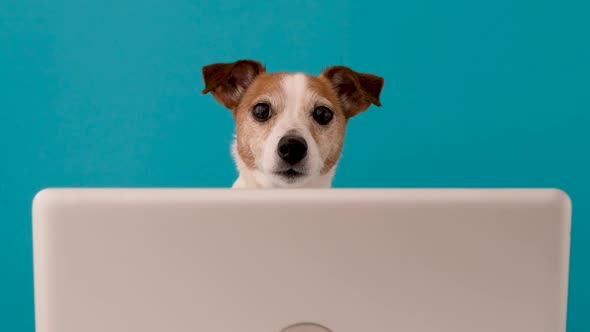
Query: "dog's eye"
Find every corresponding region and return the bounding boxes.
[312,106,333,125]
[252,103,272,122]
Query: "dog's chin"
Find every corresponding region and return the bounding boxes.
[268,167,312,188]
[276,168,305,181]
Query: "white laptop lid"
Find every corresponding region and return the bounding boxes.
[32,188,571,332]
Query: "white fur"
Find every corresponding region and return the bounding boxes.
[231,73,336,188]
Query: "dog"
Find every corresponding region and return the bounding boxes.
[201,59,384,188]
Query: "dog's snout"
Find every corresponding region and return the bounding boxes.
[277,135,308,165]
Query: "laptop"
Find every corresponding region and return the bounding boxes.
[32,188,571,332]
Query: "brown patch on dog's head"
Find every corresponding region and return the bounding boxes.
[305,75,348,174]
[232,72,288,169]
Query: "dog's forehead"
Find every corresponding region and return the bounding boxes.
[239,72,341,111]
[305,74,342,106]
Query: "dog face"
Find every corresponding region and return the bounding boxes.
[202,60,384,188]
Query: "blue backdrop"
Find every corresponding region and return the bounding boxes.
[1,0,588,331]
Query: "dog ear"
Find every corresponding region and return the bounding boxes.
[320,66,384,118]
[201,59,266,110]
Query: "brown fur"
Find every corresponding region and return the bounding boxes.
[201,60,266,109]
[306,75,348,174]
[320,66,384,118]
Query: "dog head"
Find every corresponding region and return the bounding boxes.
[202,59,384,188]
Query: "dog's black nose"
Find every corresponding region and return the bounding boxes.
[277,135,308,165]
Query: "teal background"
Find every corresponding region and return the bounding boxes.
[1,0,588,330]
